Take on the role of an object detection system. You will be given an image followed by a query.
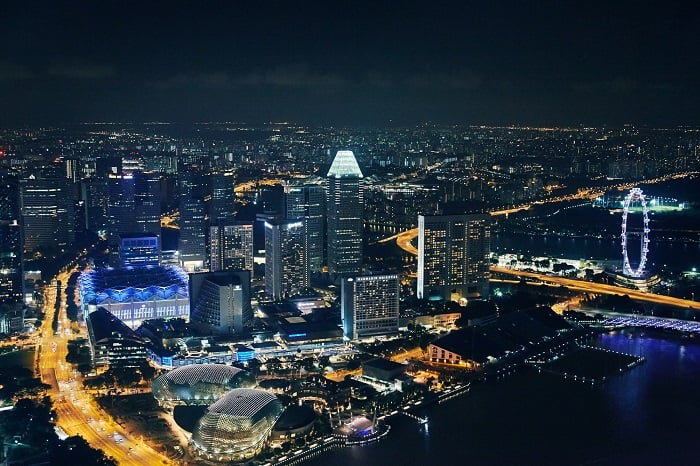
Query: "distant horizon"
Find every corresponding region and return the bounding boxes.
[3,120,700,131]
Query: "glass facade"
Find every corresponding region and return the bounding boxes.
[152,364,256,408]
[327,150,364,276]
[191,388,283,462]
[341,274,399,340]
[417,213,491,301]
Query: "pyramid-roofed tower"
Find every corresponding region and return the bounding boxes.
[326,150,364,276]
[327,150,363,178]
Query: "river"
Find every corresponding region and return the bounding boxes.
[305,331,700,466]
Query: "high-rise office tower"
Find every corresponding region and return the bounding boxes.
[209,222,254,273]
[106,171,161,242]
[341,274,399,340]
[0,171,23,307]
[326,150,364,276]
[81,178,109,236]
[286,183,325,273]
[264,219,308,300]
[20,174,75,252]
[118,233,160,268]
[189,270,253,336]
[178,168,207,271]
[209,170,236,225]
[417,213,491,302]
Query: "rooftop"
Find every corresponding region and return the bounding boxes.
[327,150,363,178]
[208,388,279,418]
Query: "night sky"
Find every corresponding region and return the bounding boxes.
[2,1,699,126]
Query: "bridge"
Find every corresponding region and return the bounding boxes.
[584,311,700,333]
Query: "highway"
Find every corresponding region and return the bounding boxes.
[37,268,173,466]
[490,266,697,309]
[388,225,697,309]
[387,228,697,308]
[384,189,698,310]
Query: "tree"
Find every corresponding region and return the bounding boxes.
[419,333,435,352]
[138,362,156,381]
[51,436,117,466]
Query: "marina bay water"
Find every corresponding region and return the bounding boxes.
[492,176,700,271]
[306,332,700,466]
[491,233,700,271]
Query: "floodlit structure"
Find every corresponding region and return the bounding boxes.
[341,274,399,340]
[79,265,189,328]
[151,364,256,408]
[190,388,283,462]
[417,213,491,302]
[264,219,308,300]
[620,187,650,278]
[326,150,364,276]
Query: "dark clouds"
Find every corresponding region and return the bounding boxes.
[1,0,699,126]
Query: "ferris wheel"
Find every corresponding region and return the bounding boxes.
[620,187,650,277]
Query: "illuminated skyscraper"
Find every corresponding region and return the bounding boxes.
[209,222,254,273]
[189,270,253,335]
[341,274,399,340]
[286,183,325,273]
[118,233,160,268]
[209,170,236,225]
[0,171,23,306]
[417,213,491,302]
[178,168,207,271]
[20,174,75,252]
[264,219,307,300]
[106,171,161,243]
[326,150,363,276]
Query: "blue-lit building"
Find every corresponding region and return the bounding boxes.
[106,171,161,245]
[79,265,189,328]
[118,233,160,268]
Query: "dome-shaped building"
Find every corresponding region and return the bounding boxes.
[152,364,256,408]
[190,388,284,462]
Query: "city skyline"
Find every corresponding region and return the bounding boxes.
[1,1,699,127]
[1,119,699,465]
[2,0,700,456]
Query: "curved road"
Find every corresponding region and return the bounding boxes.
[386,172,698,310]
[37,268,173,466]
